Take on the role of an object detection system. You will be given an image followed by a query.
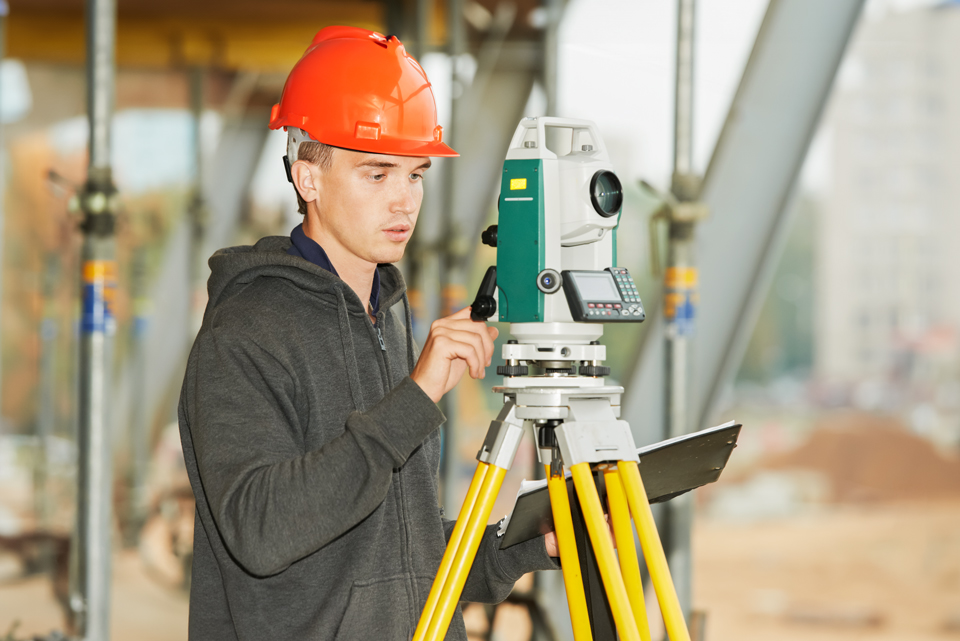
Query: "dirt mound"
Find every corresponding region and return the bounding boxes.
[763,412,960,502]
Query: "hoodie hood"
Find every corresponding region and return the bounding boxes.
[205,235,407,319]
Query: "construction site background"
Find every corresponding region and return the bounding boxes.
[2,0,960,640]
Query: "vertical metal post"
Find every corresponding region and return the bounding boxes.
[124,249,149,545]
[544,0,561,118]
[73,0,118,637]
[37,256,60,535]
[416,0,430,57]
[404,0,430,338]
[0,0,8,408]
[535,2,562,620]
[664,0,698,623]
[440,0,466,513]
[672,0,696,178]
[187,66,206,336]
[662,218,695,619]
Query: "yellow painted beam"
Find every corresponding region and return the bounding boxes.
[6,6,385,71]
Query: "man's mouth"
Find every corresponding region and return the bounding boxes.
[383,225,411,241]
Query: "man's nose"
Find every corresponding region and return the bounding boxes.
[392,182,419,214]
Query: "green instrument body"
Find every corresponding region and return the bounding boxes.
[496,160,618,324]
[497,159,545,323]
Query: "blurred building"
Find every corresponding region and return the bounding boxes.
[817,3,960,406]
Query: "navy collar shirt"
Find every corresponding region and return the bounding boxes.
[287,223,381,316]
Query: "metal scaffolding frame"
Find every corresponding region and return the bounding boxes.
[661,0,700,621]
[72,0,118,637]
[0,0,7,416]
[622,0,866,480]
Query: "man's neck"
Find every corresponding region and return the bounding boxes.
[303,217,377,319]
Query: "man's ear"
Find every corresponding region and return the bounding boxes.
[290,160,320,208]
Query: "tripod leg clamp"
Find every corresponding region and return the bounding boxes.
[476,401,524,470]
[555,420,639,466]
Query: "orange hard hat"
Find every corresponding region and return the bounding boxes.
[269,26,458,158]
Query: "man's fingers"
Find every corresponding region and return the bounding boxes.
[432,324,488,362]
[434,328,487,378]
[544,531,559,557]
[434,334,484,379]
[418,307,500,401]
[487,327,499,362]
[436,318,496,364]
[429,307,473,335]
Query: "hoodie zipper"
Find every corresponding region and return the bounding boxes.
[373,312,420,619]
[373,311,418,619]
[376,325,386,352]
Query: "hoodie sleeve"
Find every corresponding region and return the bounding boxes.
[182,323,445,578]
[442,521,560,604]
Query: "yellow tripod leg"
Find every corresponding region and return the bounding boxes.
[545,465,593,641]
[604,468,652,641]
[424,465,507,641]
[413,463,489,641]
[618,460,691,641]
[570,463,641,641]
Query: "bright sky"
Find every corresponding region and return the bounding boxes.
[557,0,767,189]
[555,0,942,193]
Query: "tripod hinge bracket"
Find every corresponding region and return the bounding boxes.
[555,420,639,466]
[476,401,525,470]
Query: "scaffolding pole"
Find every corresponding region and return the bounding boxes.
[416,0,430,56]
[543,0,561,118]
[124,249,149,545]
[37,255,60,535]
[0,0,8,411]
[72,0,118,637]
[663,0,701,626]
[439,0,466,515]
[187,66,206,336]
[402,0,430,345]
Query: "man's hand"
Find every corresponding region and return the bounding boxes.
[545,531,559,557]
[543,514,615,558]
[411,306,499,404]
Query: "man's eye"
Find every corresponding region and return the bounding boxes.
[411,173,424,181]
[371,173,386,181]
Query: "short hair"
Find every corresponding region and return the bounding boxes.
[294,141,335,216]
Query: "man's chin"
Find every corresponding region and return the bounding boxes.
[366,245,407,266]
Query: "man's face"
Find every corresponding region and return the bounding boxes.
[305,148,431,266]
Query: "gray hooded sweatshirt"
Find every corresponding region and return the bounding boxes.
[178,236,557,640]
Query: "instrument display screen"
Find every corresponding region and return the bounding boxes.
[573,272,620,300]
[561,268,645,323]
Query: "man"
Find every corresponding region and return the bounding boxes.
[178,26,558,640]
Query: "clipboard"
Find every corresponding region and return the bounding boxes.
[497,420,742,549]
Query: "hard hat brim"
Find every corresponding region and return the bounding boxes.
[271,116,459,158]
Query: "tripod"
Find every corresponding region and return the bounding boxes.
[413,385,692,641]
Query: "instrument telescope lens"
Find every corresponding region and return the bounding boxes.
[590,170,623,218]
